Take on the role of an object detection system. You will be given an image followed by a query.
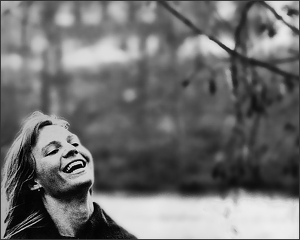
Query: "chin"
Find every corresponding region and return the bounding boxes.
[65,172,94,192]
[74,174,94,189]
[62,180,94,197]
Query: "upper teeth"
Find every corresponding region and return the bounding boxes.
[65,160,84,173]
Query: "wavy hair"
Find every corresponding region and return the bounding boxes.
[1,111,69,239]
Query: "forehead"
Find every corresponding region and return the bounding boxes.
[37,125,74,145]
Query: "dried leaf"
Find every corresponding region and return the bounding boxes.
[285,6,299,17]
[208,78,217,95]
[284,123,296,132]
[249,93,265,115]
[181,79,190,88]
[268,26,277,38]
[258,23,268,34]
[284,77,295,92]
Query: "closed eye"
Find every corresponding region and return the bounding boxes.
[46,149,59,156]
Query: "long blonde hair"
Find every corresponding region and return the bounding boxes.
[1,111,69,239]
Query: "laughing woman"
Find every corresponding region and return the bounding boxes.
[1,111,137,239]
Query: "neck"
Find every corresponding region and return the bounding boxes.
[42,191,94,237]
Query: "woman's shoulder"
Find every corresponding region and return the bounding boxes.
[90,202,137,239]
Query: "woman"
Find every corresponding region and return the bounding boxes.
[1,111,137,239]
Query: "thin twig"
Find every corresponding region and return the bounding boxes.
[157,1,299,81]
[270,56,299,64]
[231,1,256,143]
[231,1,256,92]
[259,1,299,36]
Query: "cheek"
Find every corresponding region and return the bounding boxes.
[35,157,59,177]
[79,146,93,162]
[35,162,61,188]
[32,149,58,177]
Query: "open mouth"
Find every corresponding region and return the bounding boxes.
[63,160,86,174]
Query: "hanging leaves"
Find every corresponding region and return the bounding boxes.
[287,8,299,17]
[282,5,299,17]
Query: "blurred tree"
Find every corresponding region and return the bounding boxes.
[1,1,299,195]
[157,1,299,190]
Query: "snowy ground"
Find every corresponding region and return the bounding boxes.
[94,189,299,239]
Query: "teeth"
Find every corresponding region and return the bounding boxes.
[64,160,85,173]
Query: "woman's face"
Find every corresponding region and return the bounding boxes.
[32,125,94,198]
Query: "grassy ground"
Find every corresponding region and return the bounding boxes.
[93,189,299,239]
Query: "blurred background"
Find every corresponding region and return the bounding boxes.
[1,1,299,238]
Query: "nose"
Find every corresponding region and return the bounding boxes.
[63,145,78,158]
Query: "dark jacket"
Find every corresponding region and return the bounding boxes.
[12,202,137,239]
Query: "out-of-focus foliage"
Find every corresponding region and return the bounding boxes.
[1,1,299,195]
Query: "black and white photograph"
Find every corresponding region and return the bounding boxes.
[1,1,299,239]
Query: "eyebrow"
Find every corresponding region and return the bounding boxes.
[41,134,79,155]
[67,134,79,142]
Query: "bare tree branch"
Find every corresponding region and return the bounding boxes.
[157,1,299,81]
[230,1,257,144]
[231,1,256,92]
[220,56,299,65]
[234,1,256,53]
[259,1,299,36]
